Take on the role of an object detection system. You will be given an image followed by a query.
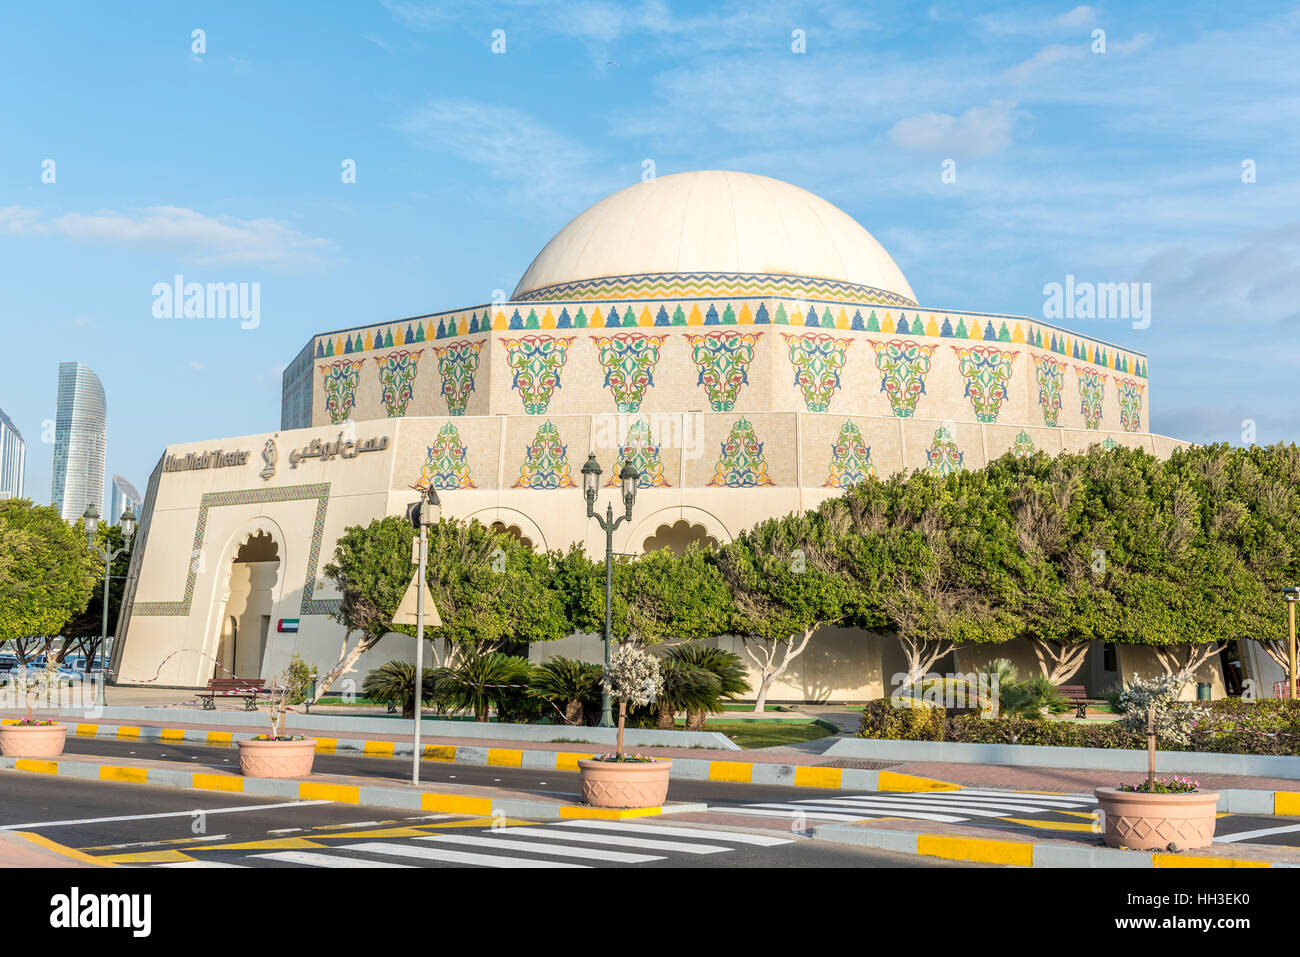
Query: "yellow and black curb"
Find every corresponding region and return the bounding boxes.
[811,822,1297,868]
[0,753,705,822]
[0,719,960,793]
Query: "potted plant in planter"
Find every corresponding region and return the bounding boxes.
[1095,776,1220,851]
[0,658,69,758]
[237,655,318,779]
[577,644,670,809]
[1095,702,1218,851]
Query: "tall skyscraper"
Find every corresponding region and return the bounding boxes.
[110,474,143,525]
[0,407,24,499]
[51,361,107,522]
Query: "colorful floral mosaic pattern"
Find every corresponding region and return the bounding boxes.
[431,339,485,416]
[418,423,476,490]
[1032,355,1067,428]
[824,421,877,488]
[132,484,336,618]
[502,335,576,414]
[512,420,577,489]
[1117,377,1146,433]
[1012,429,1035,458]
[952,345,1018,423]
[870,339,938,418]
[1075,366,1108,430]
[781,333,853,412]
[685,331,764,412]
[373,349,423,417]
[708,417,776,488]
[320,359,366,424]
[606,419,670,488]
[925,427,964,476]
[591,333,669,412]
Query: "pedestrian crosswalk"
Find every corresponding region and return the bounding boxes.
[135,819,795,869]
[718,788,1097,827]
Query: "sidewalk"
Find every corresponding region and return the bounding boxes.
[0,831,112,868]
[811,817,1300,868]
[9,706,1300,809]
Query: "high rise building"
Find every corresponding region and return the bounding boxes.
[51,361,107,521]
[0,407,24,499]
[110,474,143,524]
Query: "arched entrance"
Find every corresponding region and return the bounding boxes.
[215,531,280,679]
[641,519,721,555]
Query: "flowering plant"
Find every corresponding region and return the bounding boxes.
[11,719,58,727]
[590,751,657,763]
[601,644,663,759]
[251,734,308,742]
[1118,775,1199,794]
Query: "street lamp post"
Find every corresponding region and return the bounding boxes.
[408,485,440,786]
[580,454,640,728]
[83,503,137,709]
[1285,587,1300,700]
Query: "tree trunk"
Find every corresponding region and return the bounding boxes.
[655,706,675,729]
[313,630,384,703]
[476,701,489,723]
[616,701,627,758]
[1028,638,1091,685]
[898,636,957,688]
[684,709,707,732]
[563,699,583,726]
[741,626,818,713]
[1151,643,1224,679]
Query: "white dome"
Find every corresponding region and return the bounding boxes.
[511,170,916,304]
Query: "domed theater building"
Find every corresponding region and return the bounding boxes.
[115,171,1198,700]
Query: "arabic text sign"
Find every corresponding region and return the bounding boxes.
[289,434,389,469]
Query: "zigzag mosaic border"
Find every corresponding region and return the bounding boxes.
[512,271,919,307]
[132,483,339,618]
[313,302,1147,379]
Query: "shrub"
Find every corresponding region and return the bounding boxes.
[665,645,751,730]
[1000,674,1071,720]
[858,698,946,741]
[432,650,534,723]
[528,657,603,726]
[1101,682,1125,714]
[361,660,437,718]
[1117,674,1196,746]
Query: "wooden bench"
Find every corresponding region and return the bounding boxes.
[201,678,266,711]
[1058,684,1099,719]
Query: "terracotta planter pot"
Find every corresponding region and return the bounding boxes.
[577,758,672,809]
[237,738,317,778]
[1094,786,1220,851]
[0,722,66,758]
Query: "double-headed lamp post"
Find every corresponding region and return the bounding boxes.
[82,503,137,708]
[409,485,440,785]
[1284,587,1300,700]
[580,454,640,728]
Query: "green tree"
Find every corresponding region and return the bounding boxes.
[0,500,98,662]
[63,523,131,667]
[716,511,850,711]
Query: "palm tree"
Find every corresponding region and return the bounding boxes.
[667,644,751,730]
[361,660,437,719]
[529,657,602,725]
[432,649,534,723]
[653,658,722,729]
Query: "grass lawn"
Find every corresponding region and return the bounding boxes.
[700,720,835,749]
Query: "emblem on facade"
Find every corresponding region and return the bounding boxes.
[260,438,277,481]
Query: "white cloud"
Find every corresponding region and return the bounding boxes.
[0,206,46,236]
[399,99,620,216]
[1053,5,1099,29]
[888,101,1020,157]
[1003,42,1087,83]
[50,206,331,268]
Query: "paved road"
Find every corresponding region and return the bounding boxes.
[0,773,972,868]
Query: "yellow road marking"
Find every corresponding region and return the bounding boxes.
[299,782,359,803]
[422,745,457,762]
[190,837,326,851]
[115,726,141,739]
[205,731,233,747]
[193,773,243,792]
[708,761,753,784]
[794,766,842,789]
[1154,853,1269,868]
[97,849,192,864]
[14,831,117,866]
[917,833,1033,867]
[554,751,591,771]
[14,759,58,774]
[363,740,395,758]
[1002,817,1099,833]
[1274,792,1300,816]
[314,738,338,754]
[160,728,185,742]
[420,793,492,815]
[559,806,664,819]
[99,765,148,783]
[878,770,961,792]
[487,748,523,767]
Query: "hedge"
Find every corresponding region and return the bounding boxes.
[857,698,1300,756]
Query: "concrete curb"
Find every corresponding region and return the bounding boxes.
[32,707,742,750]
[812,822,1292,868]
[0,754,707,821]
[826,736,1300,780]
[14,720,965,793]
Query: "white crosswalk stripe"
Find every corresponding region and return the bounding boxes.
[724,787,1094,826]
[251,850,414,868]
[134,819,780,868]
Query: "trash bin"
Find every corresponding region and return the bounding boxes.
[1196,682,1212,701]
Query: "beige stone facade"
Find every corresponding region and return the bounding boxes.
[114,171,1211,699]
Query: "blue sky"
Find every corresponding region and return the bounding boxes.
[2,0,1297,508]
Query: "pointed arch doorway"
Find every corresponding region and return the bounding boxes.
[215,532,280,679]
